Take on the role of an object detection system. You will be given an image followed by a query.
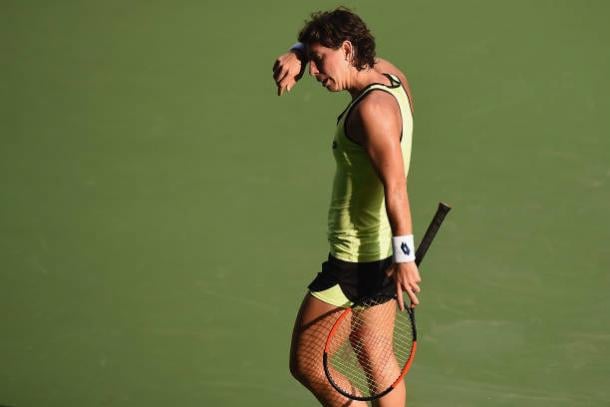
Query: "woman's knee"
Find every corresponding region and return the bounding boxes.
[289,351,326,387]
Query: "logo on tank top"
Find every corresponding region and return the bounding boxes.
[332,140,337,150]
[401,242,411,255]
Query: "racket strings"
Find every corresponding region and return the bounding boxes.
[327,299,415,397]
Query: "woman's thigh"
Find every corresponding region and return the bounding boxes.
[289,293,369,407]
[290,293,343,377]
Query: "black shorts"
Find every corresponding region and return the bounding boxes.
[308,254,395,304]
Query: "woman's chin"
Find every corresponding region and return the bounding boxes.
[326,84,341,92]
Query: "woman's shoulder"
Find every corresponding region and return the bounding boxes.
[374,57,414,114]
[374,58,407,84]
[352,90,400,124]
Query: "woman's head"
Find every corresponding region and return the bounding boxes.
[298,7,376,70]
[298,7,376,92]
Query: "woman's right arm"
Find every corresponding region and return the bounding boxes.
[271,51,414,109]
[272,50,306,96]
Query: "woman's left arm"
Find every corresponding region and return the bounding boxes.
[351,92,421,309]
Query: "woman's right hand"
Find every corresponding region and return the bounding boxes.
[272,51,305,96]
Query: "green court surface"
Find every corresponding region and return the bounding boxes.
[1,1,609,406]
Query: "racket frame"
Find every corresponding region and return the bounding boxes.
[322,202,451,401]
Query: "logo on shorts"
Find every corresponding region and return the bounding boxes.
[332,141,338,149]
[401,242,410,255]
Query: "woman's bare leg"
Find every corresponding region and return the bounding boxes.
[354,301,407,407]
[289,293,368,407]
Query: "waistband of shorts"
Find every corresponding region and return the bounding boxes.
[327,253,393,270]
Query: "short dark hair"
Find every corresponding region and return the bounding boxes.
[297,7,376,70]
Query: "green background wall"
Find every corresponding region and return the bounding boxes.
[2,1,609,405]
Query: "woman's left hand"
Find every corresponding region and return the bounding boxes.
[387,262,421,310]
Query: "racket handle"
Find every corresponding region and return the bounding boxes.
[415,202,451,267]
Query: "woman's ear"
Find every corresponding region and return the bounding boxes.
[342,40,354,63]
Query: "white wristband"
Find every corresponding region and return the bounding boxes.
[392,235,416,263]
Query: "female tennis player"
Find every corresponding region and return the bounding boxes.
[273,8,420,406]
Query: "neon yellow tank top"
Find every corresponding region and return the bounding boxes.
[327,74,413,263]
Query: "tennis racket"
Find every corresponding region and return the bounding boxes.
[323,202,451,401]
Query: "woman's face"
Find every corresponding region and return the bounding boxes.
[308,42,351,92]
